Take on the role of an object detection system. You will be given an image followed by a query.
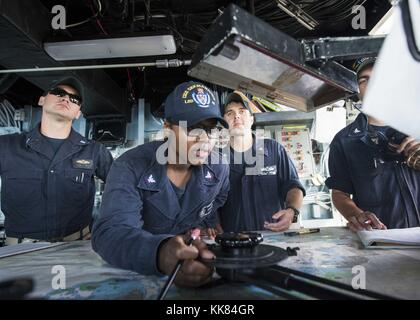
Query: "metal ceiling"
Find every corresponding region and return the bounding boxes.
[0,0,391,116]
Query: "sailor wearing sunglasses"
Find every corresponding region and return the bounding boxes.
[0,77,113,245]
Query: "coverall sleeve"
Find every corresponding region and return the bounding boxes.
[91,159,172,276]
[277,143,306,202]
[325,139,355,195]
[94,143,114,182]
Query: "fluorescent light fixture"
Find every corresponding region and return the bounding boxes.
[188,4,357,113]
[44,35,177,61]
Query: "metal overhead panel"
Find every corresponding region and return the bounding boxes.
[254,111,315,130]
[302,36,385,62]
[188,4,359,113]
[0,0,126,117]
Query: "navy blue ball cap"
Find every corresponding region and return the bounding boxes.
[352,57,376,79]
[48,76,85,102]
[164,81,228,128]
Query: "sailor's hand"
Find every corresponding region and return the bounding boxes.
[347,211,387,232]
[264,209,295,232]
[157,235,214,287]
[393,137,420,157]
[200,224,223,239]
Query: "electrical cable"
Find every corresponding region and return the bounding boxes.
[65,0,102,28]
[0,102,10,126]
[0,99,21,129]
[4,100,17,127]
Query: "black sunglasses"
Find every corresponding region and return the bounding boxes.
[186,124,226,139]
[48,87,82,106]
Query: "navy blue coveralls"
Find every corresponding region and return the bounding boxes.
[218,138,305,232]
[91,140,230,276]
[326,113,420,228]
[0,125,113,240]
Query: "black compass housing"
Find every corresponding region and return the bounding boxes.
[215,232,263,253]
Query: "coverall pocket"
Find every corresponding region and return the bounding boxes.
[63,169,93,207]
[140,191,178,234]
[64,169,93,184]
[351,163,383,207]
[3,170,43,210]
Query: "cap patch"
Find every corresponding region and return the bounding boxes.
[182,84,215,108]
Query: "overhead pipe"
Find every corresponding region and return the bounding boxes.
[0,59,192,74]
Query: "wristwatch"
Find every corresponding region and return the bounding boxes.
[286,206,300,223]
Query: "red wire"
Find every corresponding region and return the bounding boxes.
[88,0,135,98]
[87,0,108,35]
[96,18,108,35]
[127,69,133,90]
